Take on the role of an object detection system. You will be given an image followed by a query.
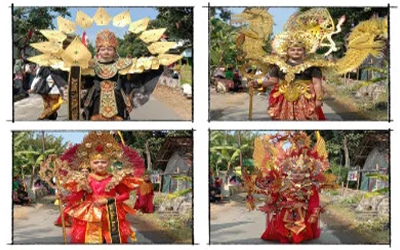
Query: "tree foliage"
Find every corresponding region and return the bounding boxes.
[120,131,192,168]
[13,131,69,191]
[152,7,193,41]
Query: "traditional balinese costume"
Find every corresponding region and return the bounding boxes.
[27,8,182,121]
[50,132,145,243]
[244,131,338,243]
[30,67,67,120]
[233,8,387,120]
[133,177,154,213]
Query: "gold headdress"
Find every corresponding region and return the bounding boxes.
[76,132,122,166]
[95,29,118,51]
[271,8,337,57]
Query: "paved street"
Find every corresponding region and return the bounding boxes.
[210,196,365,244]
[12,202,174,244]
[13,94,182,121]
[210,89,344,121]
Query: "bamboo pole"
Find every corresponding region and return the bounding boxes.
[55,176,67,243]
[248,86,254,120]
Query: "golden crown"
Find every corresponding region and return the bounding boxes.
[271,31,318,57]
[76,131,122,166]
[95,29,119,51]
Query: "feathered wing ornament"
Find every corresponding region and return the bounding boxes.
[335,16,388,75]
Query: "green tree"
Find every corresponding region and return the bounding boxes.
[117,34,149,58]
[13,131,68,194]
[152,7,193,41]
[210,17,239,71]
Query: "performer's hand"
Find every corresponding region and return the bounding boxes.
[315,100,323,108]
[94,198,108,206]
[248,80,257,88]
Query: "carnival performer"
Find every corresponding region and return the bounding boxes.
[81,29,163,121]
[55,132,145,243]
[248,42,326,120]
[27,8,183,121]
[244,131,336,243]
[29,66,68,120]
[134,175,154,213]
[234,8,387,121]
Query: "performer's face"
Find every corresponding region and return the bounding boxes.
[98,46,116,62]
[80,168,90,177]
[90,159,109,174]
[292,169,306,183]
[287,46,305,60]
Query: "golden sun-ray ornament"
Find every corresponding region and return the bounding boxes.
[57,16,76,34]
[30,41,63,54]
[61,37,92,68]
[93,7,111,26]
[129,17,150,34]
[113,10,131,27]
[147,42,176,55]
[139,28,166,43]
[76,10,93,29]
[157,54,183,66]
[40,29,67,43]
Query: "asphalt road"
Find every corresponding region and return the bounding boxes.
[13,94,182,121]
[210,200,358,244]
[210,90,343,121]
[12,202,173,244]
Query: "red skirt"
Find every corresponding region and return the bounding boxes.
[268,83,326,120]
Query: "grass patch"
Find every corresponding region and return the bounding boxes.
[179,64,192,85]
[324,78,388,121]
[320,193,389,244]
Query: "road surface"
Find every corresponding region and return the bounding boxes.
[210,199,365,244]
[13,94,183,121]
[12,202,174,244]
[210,90,344,121]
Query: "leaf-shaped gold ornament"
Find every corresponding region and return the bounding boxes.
[113,10,131,27]
[129,17,150,34]
[93,7,112,26]
[61,37,92,68]
[40,30,67,43]
[30,41,63,54]
[139,28,166,43]
[57,16,76,34]
[147,42,176,55]
[76,10,93,29]
[157,54,182,66]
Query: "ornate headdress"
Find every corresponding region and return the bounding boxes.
[76,131,122,165]
[60,131,145,177]
[271,8,341,57]
[244,131,336,211]
[95,29,118,51]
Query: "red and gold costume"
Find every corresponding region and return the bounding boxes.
[133,177,154,213]
[55,132,145,243]
[234,8,387,121]
[244,131,337,243]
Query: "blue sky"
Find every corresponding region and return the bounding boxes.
[52,7,159,45]
[46,131,88,145]
[227,7,298,35]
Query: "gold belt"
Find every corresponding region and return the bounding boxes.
[273,80,311,102]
